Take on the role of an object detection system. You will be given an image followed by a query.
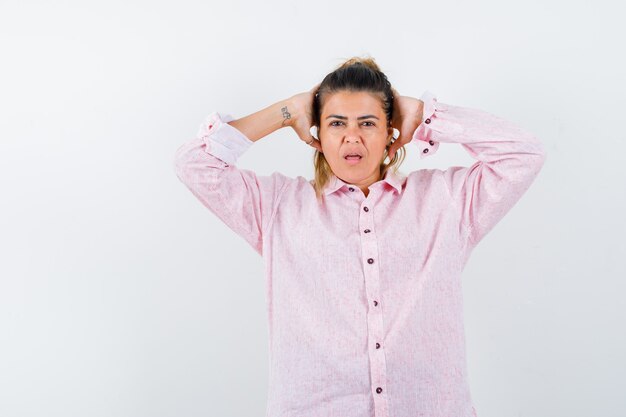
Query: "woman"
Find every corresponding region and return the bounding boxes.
[173,57,546,417]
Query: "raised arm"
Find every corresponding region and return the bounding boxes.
[411,91,547,248]
[228,85,323,152]
[173,93,315,256]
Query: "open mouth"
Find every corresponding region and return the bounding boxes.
[344,154,363,164]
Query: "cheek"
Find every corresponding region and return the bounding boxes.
[320,138,340,155]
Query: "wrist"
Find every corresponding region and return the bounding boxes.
[278,98,294,128]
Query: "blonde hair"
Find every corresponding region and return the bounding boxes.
[311,55,407,202]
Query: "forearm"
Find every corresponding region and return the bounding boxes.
[411,91,545,164]
[227,99,293,142]
[412,92,546,246]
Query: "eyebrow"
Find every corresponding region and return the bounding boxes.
[325,114,380,120]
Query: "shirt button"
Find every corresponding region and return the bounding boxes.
[363,206,369,212]
[349,187,355,192]
[373,300,378,306]
[425,118,431,124]
[364,229,371,233]
[367,258,374,264]
[429,140,434,145]
[376,342,380,349]
[423,148,429,154]
[376,387,383,394]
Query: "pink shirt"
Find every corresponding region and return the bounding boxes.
[173,90,546,417]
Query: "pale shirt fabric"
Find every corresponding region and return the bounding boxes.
[173,90,546,417]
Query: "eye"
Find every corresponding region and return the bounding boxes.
[329,120,376,127]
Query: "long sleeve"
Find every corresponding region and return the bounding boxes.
[173,111,291,256]
[411,91,547,248]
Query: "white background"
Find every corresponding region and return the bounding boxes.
[1,1,624,416]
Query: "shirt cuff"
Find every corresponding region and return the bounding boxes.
[196,111,254,165]
[411,90,441,159]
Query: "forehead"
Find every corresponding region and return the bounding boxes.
[322,91,385,116]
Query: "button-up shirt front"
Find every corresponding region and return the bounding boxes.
[173,91,546,417]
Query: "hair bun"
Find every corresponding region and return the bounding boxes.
[338,55,381,72]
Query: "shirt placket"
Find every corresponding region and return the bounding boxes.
[358,194,391,417]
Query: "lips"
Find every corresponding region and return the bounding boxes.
[344,153,363,165]
[342,149,364,159]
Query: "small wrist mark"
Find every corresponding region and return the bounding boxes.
[281,106,292,126]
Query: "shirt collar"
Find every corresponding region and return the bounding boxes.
[323,169,405,196]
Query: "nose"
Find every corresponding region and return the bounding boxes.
[344,124,361,143]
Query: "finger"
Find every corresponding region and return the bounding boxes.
[295,127,322,152]
[293,119,322,152]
